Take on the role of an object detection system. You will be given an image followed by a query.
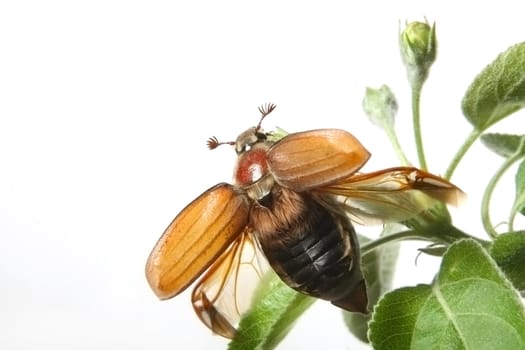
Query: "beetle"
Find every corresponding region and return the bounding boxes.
[145,103,464,338]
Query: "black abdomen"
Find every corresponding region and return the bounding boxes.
[252,187,368,313]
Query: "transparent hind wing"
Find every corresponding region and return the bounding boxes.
[191,229,269,338]
[319,166,465,225]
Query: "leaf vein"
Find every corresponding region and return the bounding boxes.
[432,283,471,350]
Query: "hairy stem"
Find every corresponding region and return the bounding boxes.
[481,150,525,238]
[361,215,489,255]
[385,127,411,166]
[360,229,423,254]
[411,82,428,170]
[444,128,481,180]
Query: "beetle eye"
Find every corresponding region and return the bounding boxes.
[256,132,267,142]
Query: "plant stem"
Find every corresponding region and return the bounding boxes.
[481,149,525,238]
[444,128,481,180]
[360,229,423,254]
[385,127,411,166]
[437,222,489,246]
[411,82,428,170]
[360,218,490,255]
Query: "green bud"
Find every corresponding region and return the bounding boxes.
[363,84,398,131]
[362,85,410,165]
[400,21,437,87]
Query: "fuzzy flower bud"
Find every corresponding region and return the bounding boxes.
[363,85,398,131]
[362,85,410,165]
[400,21,437,87]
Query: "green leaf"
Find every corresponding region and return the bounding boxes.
[228,273,315,350]
[343,227,401,342]
[369,239,525,350]
[462,42,525,131]
[480,133,525,158]
[510,159,525,227]
[491,231,525,294]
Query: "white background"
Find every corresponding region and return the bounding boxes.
[1,1,524,349]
